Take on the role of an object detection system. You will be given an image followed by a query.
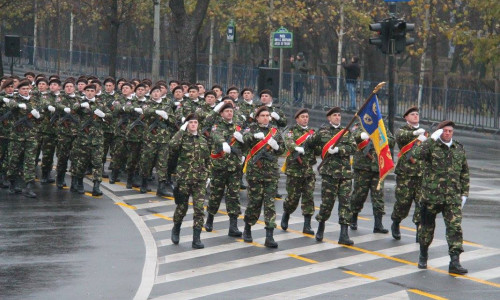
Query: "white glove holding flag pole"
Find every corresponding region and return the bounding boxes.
[64,107,71,113]
[134,107,143,114]
[155,110,168,119]
[206,178,211,188]
[213,102,225,113]
[30,109,40,119]
[295,146,305,154]
[417,134,427,142]
[180,121,188,131]
[328,146,339,154]
[18,103,27,110]
[222,142,231,154]
[360,132,369,140]
[2,98,10,103]
[461,196,467,209]
[94,109,105,118]
[267,137,279,150]
[271,112,280,120]
[240,115,246,121]
[48,105,56,112]
[254,132,265,140]
[233,131,243,143]
[413,128,425,136]
[431,129,443,141]
[241,156,246,165]
[81,102,90,109]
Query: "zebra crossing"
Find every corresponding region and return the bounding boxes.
[99,173,500,300]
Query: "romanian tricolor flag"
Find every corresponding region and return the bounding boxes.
[357,94,394,186]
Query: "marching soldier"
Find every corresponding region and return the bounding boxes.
[0,79,16,187]
[414,121,469,274]
[238,88,256,126]
[308,107,356,245]
[101,77,119,176]
[280,108,317,235]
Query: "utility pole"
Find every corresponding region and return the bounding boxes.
[388,3,396,135]
[152,0,161,81]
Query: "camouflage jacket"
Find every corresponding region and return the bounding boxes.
[352,124,395,172]
[112,96,133,138]
[395,124,426,177]
[169,130,211,182]
[253,104,287,128]
[0,93,15,137]
[210,120,244,172]
[124,98,149,142]
[414,138,469,204]
[7,95,43,142]
[100,91,120,134]
[142,99,176,144]
[238,100,256,127]
[283,124,317,177]
[309,124,356,178]
[175,98,203,123]
[54,93,80,137]
[32,91,57,135]
[242,124,285,180]
[72,98,112,146]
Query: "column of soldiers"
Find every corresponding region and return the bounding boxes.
[0,73,469,273]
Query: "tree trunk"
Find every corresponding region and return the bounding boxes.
[108,0,120,77]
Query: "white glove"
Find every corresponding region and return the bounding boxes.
[413,128,426,136]
[180,121,188,131]
[417,134,427,142]
[267,137,279,150]
[254,132,265,140]
[461,196,467,209]
[94,109,105,118]
[2,97,10,103]
[270,112,280,120]
[233,131,243,143]
[30,109,40,119]
[328,146,339,154]
[430,129,443,141]
[134,107,143,114]
[174,101,180,106]
[222,142,231,154]
[48,105,56,112]
[213,102,225,112]
[181,117,186,123]
[155,110,168,119]
[295,146,305,154]
[360,132,369,140]
[81,102,90,108]
[249,112,254,119]
[64,107,71,113]
[241,115,246,121]
[206,178,211,188]
[241,156,246,165]
[18,103,27,110]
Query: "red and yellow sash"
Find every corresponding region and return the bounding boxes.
[321,129,346,159]
[281,129,314,172]
[357,138,370,151]
[210,125,241,159]
[242,127,277,173]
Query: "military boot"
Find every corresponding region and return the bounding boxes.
[22,181,37,198]
[126,172,134,189]
[373,213,389,234]
[140,177,148,194]
[8,179,16,194]
[156,181,168,197]
[204,213,214,232]
[315,221,325,242]
[92,181,103,196]
[418,244,428,269]
[109,169,119,184]
[264,227,278,248]
[338,224,354,245]
[41,169,54,184]
[449,254,468,274]
[350,213,358,230]
[14,176,22,194]
[303,215,314,235]
[0,174,9,188]
[56,172,66,189]
[280,212,290,231]
[77,177,85,194]
[102,164,109,178]
[243,223,253,243]
[228,215,242,237]
[132,173,141,188]
[391,220,401,240]
[192,227,205,249]
[70,176,78,193]
[171,223,181,245]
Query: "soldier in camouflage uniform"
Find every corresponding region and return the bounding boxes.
[391,106,428,241]
[0,79,15,187]
[350,122,395,233]
[101,77,119,176]
[238,88,256,127]
[70,84,111,196]
[308,107,356,245]
[175,85,203,123]
[4,80,42,198]
[413,120,469,275]
[204,103,245,237]
[242,106,285,248]
[280,108,317,235]
[169,113,211,249]
[165,85,185,186]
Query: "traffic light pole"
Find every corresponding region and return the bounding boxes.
[387,3,397,135]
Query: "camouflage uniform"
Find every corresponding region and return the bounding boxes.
[110,96,132,181]
[124,98,149,179]
[38,92,60,181]
[238,100,255,125]
[100,91,119,166]
[175,98,202,123]
[0,94,14,178]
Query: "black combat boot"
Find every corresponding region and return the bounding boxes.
[338,224,354,246]
[22,181,37,198]
[171,223,181,245]
[303,215,314,235]
[70,176,78,193]
[228,215,242,237]
[41,169,54,184]
[315,221,325,242]
[350,213,358,230]
[243,223,253,243]
[373,213,389,234]
[192,227,205,249]
[77,177,85,194]
[102,164,109,178]
[264,227,278,248]
[156,181,168,197]
[14,176,22,194]
[391,220,401,240]
[132,173,141,188]
[418,244,429,269]
[56,172,66,189]
[204,213,214,232]
[109,169,119,184]
[280,212,290,231]
[92,181,103,196]
[140,177,148,194]
[126,172,134,189]
[449,254,468,274]
[8,179,16,194]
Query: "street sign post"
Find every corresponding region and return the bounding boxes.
[272,27,293,48]
[227,20,235,43]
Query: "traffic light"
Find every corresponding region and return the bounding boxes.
[369,20,390,54]
[392,19,415,54]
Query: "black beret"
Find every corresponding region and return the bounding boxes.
[1,78,14,90]
[149,85,161,94]
[17,80,31,89]
[103,77,116,85]
[134,83,147,92]
[62,80,75,89]
[218,103,234,113]
[211,84,223,91]
[204,91,216,99]
[49,78,62,86]
[84,84,96,91]
[121,82,133,90]
[326,106,341,116]
[24,72,35,77]
[76,78,88,85]
[436,120,455,130]
[185,113,198,122]
[188,85,199,92]
[259,89,272,97]
[294,108,309,119]
[35,77,49,86]
[172,86,183,93]
[226,86,239,94]
[255,106,269,117]
[221,95,234,102]
[240,87,253,96]
[404,106,419,117]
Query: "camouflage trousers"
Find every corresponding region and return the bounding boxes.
[167,151,179,179]
[126,141,142,173]
[6,139,37,182]
[173,179,206,229]
[70,138,103,181]
[40,133,57,173]
[351,169,385,215]
[244,178,278,228]
[284,174,316,216]
[56,135,75,174]
[392,174,422,225]
[207,169,241,217]
[316,175,352,225]
[111,136,127,171]
[102,132,114,164]
[0,137,9,174]
[418,197,464,255]
[139,141,169,181]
